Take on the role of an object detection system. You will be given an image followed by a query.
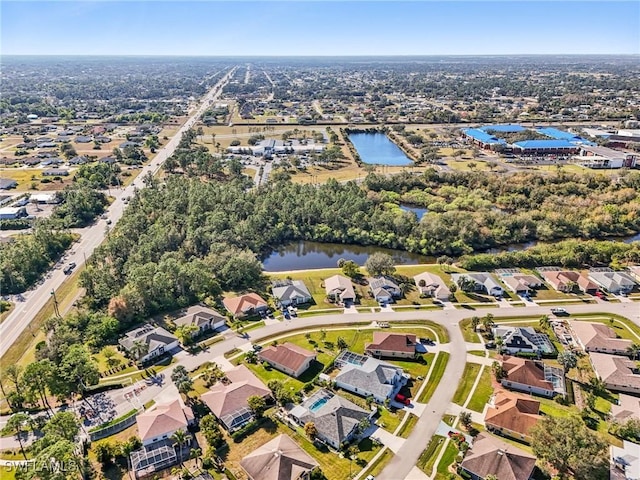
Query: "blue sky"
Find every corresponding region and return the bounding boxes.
[2,1,639,55]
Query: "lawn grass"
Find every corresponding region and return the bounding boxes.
[377,406,406,434]
[459,318,482,343]
[452,363,482,406]
[468,350,486,357]
[442,414,456,426]
[397,413,419,438]
[466,367,493,412]
[417,434,446,475]
[359,448,393,480]
[417,352,450,404]
[435,440,459,479]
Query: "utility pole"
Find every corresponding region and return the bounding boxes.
[51,289,61,318]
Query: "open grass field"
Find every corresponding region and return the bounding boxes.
[417,352,450,403]
[452,363,482,406]
[466,367,493,412]
[377,406,406,433]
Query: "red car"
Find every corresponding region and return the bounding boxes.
[395,393,411,405]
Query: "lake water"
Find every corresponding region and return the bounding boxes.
[262,240,432,272]
[348,132,413,166]
[400,204,428,220]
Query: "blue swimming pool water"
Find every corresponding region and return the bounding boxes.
[309,397,328,412]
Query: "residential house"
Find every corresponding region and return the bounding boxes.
[130,396,195,477]
[451,273,504,297]
[368,276,402,303]
[223,293,268,318]
[492,326,555,356]
[0,179,18,190]
[69,155,89,165]
[628,266,640,284]
[365,332,418,359]
[288,389,372,449]
[118,324,179,363]
[539,268,598,294]
[334,350,407,403]
[413,272,451,301]
[497,272,542,294]
[611,440,640,480]
[136,397,195,447]
[324,275,356,305]
[589,352,640,394]
[484,391,541,443]
[460,432,537,480]
[569,321,632,355]
[272,280,312,307]
[173,305,226,339]
[258,343,316,378]
[611,394,640,424]
[42,168,69,176]
[201,365,271,431]
[240,434,319,480]
[588,268,636,295]
[501,356,565,398]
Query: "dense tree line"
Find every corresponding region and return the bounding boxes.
[0,222,75,294]
[79,168,640,319]
[51,186,108,228]
[459,239,640,270]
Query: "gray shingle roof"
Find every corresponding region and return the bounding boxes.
[335,356,402,400]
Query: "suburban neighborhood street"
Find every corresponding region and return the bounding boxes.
[0,68,236,358]
[3,299,638,478]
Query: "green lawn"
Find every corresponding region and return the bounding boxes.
[452,363,482,406]
[245,359,325,392]
[459,318,482,343]
[359,448,394,480]
[466,367,493,412]
[397,413,419,438]
[468,350,486,357]
[435,440,460,479]
[442,414,456,426]
[417,434,446,475]
[376,406,406,433]
[417,352,450,403]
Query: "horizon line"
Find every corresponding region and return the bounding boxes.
[3,53,639,57]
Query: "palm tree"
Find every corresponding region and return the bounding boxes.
[189,447,202,468]
[171,429,191,466]
[470,316,480,332]
[539,315,551,332]
[627,344,640,361]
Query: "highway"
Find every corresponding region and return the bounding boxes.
[0,67,237,358]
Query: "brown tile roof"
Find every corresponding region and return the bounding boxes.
[590,352,640,392]
[612,394,640,423]
[460,432,536,480]
[541,270,597,292]
[136,398,194,443]
[223,293,267,316]
[485,391,541,438]
[569,321,632,352]
[502,356,554,391]
[365,332,417,354]
[258,343,316,373]
[240,434,318,480]
[201,365,270,419]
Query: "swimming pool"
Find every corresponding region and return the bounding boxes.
[309,397,328,412]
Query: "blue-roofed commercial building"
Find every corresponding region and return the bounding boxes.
[512,139,579,154]
[461,128,507,149]
[535,127,595,147]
